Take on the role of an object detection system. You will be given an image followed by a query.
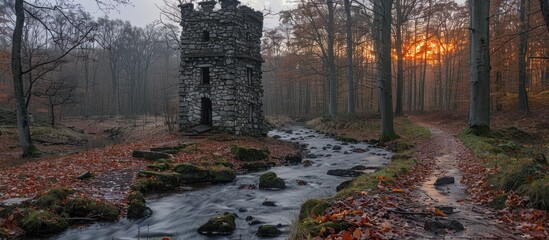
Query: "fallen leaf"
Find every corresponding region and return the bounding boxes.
[392,188,405,193]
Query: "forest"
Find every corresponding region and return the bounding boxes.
[0,0,548,239]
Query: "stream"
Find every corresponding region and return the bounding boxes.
[52,126,392,240]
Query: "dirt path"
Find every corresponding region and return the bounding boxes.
[411,120,520,239]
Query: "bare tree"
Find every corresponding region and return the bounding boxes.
[344,0,355,114]
[541,0,549,31]
[33,75,76,126]
[518,0,530,112]
[374,0,397,142]
[326,0,337,116]
[468,0,490,134]
[9,0,129,157]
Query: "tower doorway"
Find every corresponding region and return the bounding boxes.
[201,97,212,125]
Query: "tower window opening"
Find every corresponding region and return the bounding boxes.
[201,67,210,85]
[247,68,253,85]
[202,30,210,42]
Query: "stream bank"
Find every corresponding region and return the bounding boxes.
[48,126,391,239]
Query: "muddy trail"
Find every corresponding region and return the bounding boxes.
[410,120,520,239]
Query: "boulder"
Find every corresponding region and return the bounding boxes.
[174,164,209,183]
[197,212,236,236]
[284,152,303,165]
[327,169,364,177]
[306,154,318,159]
[256,225,282,238]
[262,200,277,207]
[434,176,455,186]
[241,162,273,172]
[258,172,286,190]
[19,209,68,235]
[424,220,445,234]
[230,145,269,162]
[208,167,236,183]
[332,145,342,151]
[127,192,150,219]
[76,171,94,180]
[302,160,314,167]
[132,150,172,161]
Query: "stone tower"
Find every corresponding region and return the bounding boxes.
[179,0,266,136]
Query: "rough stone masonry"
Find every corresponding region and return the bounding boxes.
[179,0,267,136]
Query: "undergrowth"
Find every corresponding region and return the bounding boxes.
[459,128,549,210]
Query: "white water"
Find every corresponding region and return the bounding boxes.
[52,126,391,240]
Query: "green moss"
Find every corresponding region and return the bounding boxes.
[230,145,269,161]
[139,171,181,187]
[215,161,234,168]
[131,178,166,194]
[64,197,119,221]
[503,163,547,190]
[197,212,236,235]
[174,163,209,182]
[208,166,236,183]
[258,172,286,189]
[20,209,68,235]
[35,188,73,210]
[127,191,148,218]
[490,193,508,210]
[298,199,329,220]
[466,125,491,136]
[379,132,400,143]
[256,225,282,237]
[146,163,169,171]
[335,153,415,199]
[181,144,202,154]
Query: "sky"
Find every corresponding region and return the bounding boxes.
[74,0,466,29]
[74,0,295,29]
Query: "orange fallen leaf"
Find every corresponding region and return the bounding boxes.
[380,221,391,232]
[341,230,353,240]
[435,208,448,217]
[392,188,405,193]
[353,228,362,238]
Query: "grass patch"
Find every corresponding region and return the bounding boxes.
[458,129,549,210]
[19,209,68,236]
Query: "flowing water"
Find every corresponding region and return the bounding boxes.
[52,126,392,240]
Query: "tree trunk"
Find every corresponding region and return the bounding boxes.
[518,0,530,112]
[344,0,355,114]
[375,0,397,142]
[468,0,491,134]
[540,0,549,32]
[11,0,37,157]
[327,0,337,116]
[394,0,404,116]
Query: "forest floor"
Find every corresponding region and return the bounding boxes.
[298,104,549,239]
[0,113,298,238]
[1,94,549,239]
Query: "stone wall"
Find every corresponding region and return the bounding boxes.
[179,0,266,136]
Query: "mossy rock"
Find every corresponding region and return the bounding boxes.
[230,145,269,162]
[208,167,236,183]
[174,164,209,183]
[215,161,234,168]
[64,197,120,221]
[258,172,286,190]
[131,178,166,194]
[284,152,303,165]
[197,212,236,236]
[256,225,281,237]
[299,199,329,220]
[241,162,273,172]
[139,170,181,187]
[35,188,73,210]
[146,163,170,171]
[20,209,68,235]
[132,150,172,161]
[127,191,148,219]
